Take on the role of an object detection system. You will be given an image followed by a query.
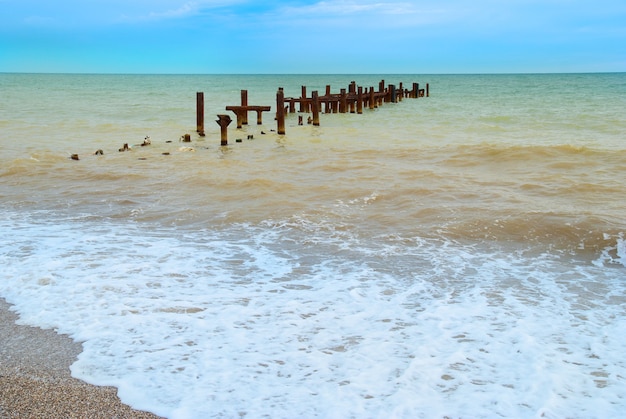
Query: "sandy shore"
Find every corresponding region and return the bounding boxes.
[0,298,163,418]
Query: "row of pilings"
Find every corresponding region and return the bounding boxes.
[196,80,429,144]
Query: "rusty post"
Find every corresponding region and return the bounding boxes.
[349,81,356,113]
[357,86,363,114]
[389,84,396,103]
[241,90,249,125]
[426,83,430,97]
[311,90,320,126]
[216,114,232,146]
[398,82,404,101]
[325,85,331,113]
[339,89,347,113]
[300,86,307,113]
[276,88,285,135]
[413,83,419,98]
[196,92,205,135]
[369,87,376,109]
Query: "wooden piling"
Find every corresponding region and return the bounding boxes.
[426,83,430,97]
[241,90,249,125]
[349,81,356,113]
[276,88,285,135]
[311,90,320,126]
[339,89,347,113]
[300,86,308,113]
[196,92,205,135]
[216,114,232,146]
[357,86,363,114]
[389,84,397,103]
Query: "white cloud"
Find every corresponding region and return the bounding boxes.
[124,1,199,21]
[265,0,452,29]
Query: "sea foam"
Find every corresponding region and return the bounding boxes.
[1,210,625,418]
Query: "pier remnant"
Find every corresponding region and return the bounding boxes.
[226,105,272,128]
[216,114,232,146]
[276,88,285,135]
[196,92,205,135]
[195,79,429,137]
[311,91,320,126]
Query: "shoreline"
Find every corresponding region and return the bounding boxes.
[0,298,163,418]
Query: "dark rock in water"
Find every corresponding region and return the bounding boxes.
[119,143,130,152]
[94,149,104,156]
[70,154,79,160]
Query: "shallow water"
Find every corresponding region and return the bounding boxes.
[1,73,625,418]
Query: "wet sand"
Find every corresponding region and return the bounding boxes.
[0,298,163,418]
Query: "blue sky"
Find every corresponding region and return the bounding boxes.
[1,0,624,73]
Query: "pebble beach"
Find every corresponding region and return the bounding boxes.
[0,299,161,418]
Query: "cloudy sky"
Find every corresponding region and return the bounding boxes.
[1,0,624,73]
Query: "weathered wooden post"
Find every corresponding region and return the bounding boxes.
[324,85,331,113]
[398,82,404,101]
[369,86,376,109]
[339,88,347,113]
[413,83,419,98]
[389,84,397,103]
[379,80,386,104]
[216,114,232,146]
[241,90,249,125]
[196,92,205,135]
[300,86,307,113]
[311,90,320,126]
[426,83,430,97]
[276,88,285,135]
[357,86,363,114]
[349,81,356,113]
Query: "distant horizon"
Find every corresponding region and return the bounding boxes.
[2,71,625,76]
[2,1,624,75]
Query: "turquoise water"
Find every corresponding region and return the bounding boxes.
[1,73,625,418]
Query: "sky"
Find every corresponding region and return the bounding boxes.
[1,0,625,74]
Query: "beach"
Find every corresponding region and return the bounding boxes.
[0,298,161,418]
[1,73,625,417]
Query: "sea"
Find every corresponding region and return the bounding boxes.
[1,73,625,418]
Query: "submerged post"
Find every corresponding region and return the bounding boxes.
[349,81,356,113]
[241,90,249,125]
[300,86,307,113]
[339,88,347,113]
[276,88,285,135]
[196,92,205,135]
[311,90,320,126]
[216,114,232,146]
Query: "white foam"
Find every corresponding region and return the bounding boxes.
[1,211,625,418]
